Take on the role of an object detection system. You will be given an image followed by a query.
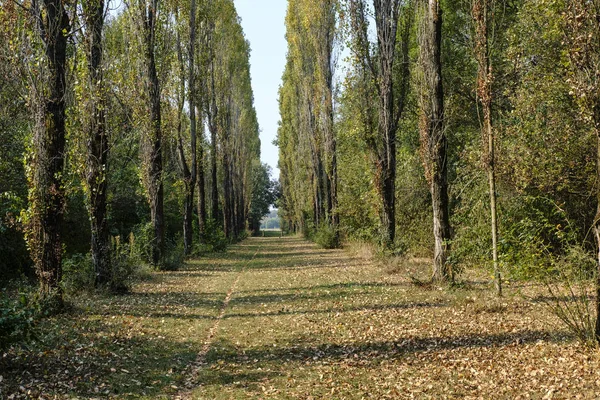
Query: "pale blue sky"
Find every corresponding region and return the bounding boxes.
[233,0,288,180]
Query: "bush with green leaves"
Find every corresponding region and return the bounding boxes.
[110,233,144,291]
[161,236,184,271]
[61,253,95,295]
[0,289,36,349]
[500,195,583,280]
[314,224,340,249]
[130,222,156,265]
[196,219,228,253]
[61,233,148,294]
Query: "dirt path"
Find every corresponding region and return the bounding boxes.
[3,235,600,399]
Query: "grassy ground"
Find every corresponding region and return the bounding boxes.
[2,236,600,399]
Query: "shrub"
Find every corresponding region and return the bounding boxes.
[110,233,143,291]
[314,224,340,249]
[61,234,146,294]
[0,288,36,349]
[542,252,598,346]
[131,222,155,265]
[198,219,228,253]
[161,236,184,271]
[61,253,95,295]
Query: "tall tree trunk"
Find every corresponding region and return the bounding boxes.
[473,0,500,295]
[175,31,190,254]
[374,0,400,248]
[349,0,406,248]
[237,182,245,234]
[207,53,220,226]
[83,0,111,286]
[595,135,600,341]
[197,140,207,238]
[487,116,500,291]
[210,126,219,223]
[312,170,319,228]
[421,0,451,281]
[180,0,198,256]
[141,0,164,267]
[222,152,232,238]
[28,0,71,300]
[323,34,339,236]
[230,167,237,238]
[317,154,327,226]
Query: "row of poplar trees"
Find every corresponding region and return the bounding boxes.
[0,0,262,303]
[278,0,600,333]
[279,0,468,282]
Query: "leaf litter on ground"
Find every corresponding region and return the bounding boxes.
[2,236,600,399]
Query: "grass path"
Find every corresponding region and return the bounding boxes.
[3,235,600,399]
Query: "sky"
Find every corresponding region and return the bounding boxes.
[233,0,288,180]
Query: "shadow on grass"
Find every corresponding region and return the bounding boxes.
[250,250,335,259]
[527,294,595,304]
[237,281,410,294]
[190,329,573,391]
[92,298,447,322]
[224,300,447,320]
[208,329,572,366]
[0,317,199,399]
[88,291,226,320]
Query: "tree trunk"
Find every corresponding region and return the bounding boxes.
[182,0,198,255]
[324,45,339,236]
[83,0,111,286]
[594,133,600,342]
[197,142,207,238]
[474,0,500,296]
[379,157,396,247]
[176,31,191,255]
[223,152,232,239]
[377,69,397,248]
[142,0,165,267]
[421,0,451,282]
[317,155,327,226]
[237,182,246,234]
[373,0,402,248]
[28,0,71,300]
[487,117,500,294]
[210,126,219,224]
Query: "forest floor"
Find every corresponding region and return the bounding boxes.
[2,234,600,399]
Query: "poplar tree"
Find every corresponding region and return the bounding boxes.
[81,0,111,286]
[473,0,501,295]
[132,0,165,267]
[418,0,451,281]
[25,0,73,300]
[348,0,412,247]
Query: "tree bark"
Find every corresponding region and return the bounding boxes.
[474,0,501,296]
[350,0,409,248]
[322,21,339,236]
[223,151,232,238]
[594,129,600,341]
[141,0,164,267]
[175,0,198,256]
[421,0,452,281]
[374,0,399,248]
[197,139,207,238]
[83,0,111,286]
[28,0,71,300]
